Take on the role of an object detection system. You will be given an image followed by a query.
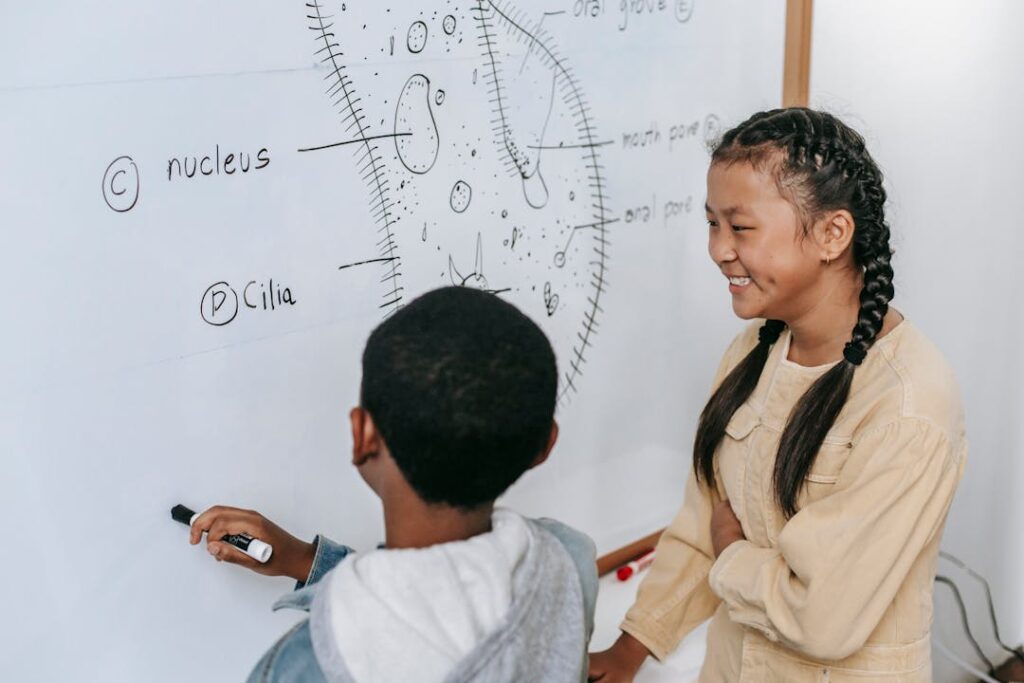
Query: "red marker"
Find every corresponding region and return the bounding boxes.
[616,548,656,581]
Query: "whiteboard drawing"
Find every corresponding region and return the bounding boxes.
[302,0,613,401]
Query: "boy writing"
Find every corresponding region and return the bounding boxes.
[188,286,598,682]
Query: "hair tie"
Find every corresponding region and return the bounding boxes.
[843,342,867,366]
[758,321,783,346]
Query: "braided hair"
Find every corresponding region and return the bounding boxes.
[693,108,895,518]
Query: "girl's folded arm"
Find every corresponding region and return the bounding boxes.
[708,418,964,661]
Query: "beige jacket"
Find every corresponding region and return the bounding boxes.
[622,321,967,682]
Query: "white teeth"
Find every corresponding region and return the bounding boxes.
[728,276,751,286]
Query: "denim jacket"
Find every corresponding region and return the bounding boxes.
[247,517,598,683]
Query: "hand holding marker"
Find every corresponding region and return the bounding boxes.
[172,504,272,563]
[172,504,318,580]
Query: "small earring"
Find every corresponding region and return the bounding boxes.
[824,255,831,266]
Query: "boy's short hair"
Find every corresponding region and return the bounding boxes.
[361,287,558,508]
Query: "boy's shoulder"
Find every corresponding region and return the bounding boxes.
[531,517,598,616]
[532,517,597,569]
[255,515,598,683]
[246,620,328,683]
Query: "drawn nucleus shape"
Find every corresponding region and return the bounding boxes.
[394,74,439,174]
[443,15,457,35]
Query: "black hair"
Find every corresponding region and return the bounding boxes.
[694,108,895,518]
[361,286,558,509]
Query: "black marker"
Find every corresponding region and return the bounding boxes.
[171,504,273,563]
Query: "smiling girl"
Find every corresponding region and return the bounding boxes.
[588,109,967,682]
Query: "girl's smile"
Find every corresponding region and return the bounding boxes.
[725,274,753,291]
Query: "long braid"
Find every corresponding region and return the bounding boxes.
[693,319,784,487]
[695,108,896,517]
[846,161,895,362]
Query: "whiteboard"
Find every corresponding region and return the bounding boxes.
[0,2,784,680]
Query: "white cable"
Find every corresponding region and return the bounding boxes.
[933,637,1002,683]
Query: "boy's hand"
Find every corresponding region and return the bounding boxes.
[189,506,316,582]
[588,632,650,682]
[711,499,745,558]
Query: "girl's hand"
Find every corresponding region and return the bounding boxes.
[711,499,745,558]
[189,506,316,582]
[588,632,650,682]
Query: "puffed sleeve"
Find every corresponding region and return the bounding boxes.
[708,417,966,661]
[620,466,722,659]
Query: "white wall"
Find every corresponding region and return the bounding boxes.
[811,2,1024,680]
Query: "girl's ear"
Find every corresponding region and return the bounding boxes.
[816,209,856,263]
